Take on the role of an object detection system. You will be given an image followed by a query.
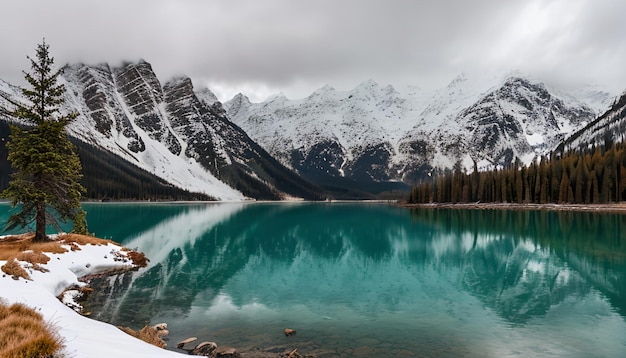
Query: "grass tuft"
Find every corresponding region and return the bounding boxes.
[58,233,117,246]
[1,259,32,280]
[126,250,149,267]
[0,301,65,358]
[16,251,50,265]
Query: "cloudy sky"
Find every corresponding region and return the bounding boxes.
[1,0,625,102]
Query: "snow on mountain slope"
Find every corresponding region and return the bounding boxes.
[227,75,601,186]
[560,90,626,152]
[396,74,495,178]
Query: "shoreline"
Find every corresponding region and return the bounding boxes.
[0,234,186,358]
[400,202,626,213]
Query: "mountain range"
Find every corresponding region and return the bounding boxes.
[226,74,612,190]
[0,60,621,200]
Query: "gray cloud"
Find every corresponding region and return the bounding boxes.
[1,0,624,102]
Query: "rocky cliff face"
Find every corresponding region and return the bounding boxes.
[114,61,182,156]
[458,78,594,166]
[65,63,146,153]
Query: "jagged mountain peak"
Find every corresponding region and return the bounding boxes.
[318,84,336,92]
[501,76,550,93]
[352,79,382,93]
[195,86,220,107]
[223,93,252,118]
[495,77,552,105]
[164,76,194,90]
[307,84,336,97]
[383,84,397,95]
[347,79,393,104]
[360,78,380,87]
[116,59,151,70]
[63,62,109,73]
[233,92,251,103]
[448,73,468,87]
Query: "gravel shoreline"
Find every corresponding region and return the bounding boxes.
[401,202,626,213]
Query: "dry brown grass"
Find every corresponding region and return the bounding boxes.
[1,259,32,280]
[125,250,149,267]
[0,233,66,261]
[16,251,50,265]
[0,233,126,280]
[0,301,65,357]
[58,233,117,247]
[118,325,167,349]
[0,233,116,260]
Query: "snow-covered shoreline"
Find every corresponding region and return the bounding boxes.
[0,235,185,357]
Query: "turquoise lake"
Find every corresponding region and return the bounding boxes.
[2,202,626,357]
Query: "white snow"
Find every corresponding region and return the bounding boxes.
[0,236,186,357]
[526,132,545,146]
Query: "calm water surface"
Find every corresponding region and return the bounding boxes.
[2,202,626,357]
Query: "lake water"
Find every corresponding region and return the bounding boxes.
[2,202,626,357]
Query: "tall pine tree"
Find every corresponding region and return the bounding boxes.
[1,40,87,241]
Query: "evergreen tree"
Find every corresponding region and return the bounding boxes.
[1,40,87,241]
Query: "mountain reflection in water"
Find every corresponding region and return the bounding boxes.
[72,203,626,356]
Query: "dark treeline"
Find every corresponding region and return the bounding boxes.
[409,141,626,205]
[74,139,215,201]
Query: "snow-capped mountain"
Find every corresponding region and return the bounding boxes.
[0,61,319,201]
[227,75,604,186]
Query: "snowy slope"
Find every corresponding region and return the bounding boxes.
[61,63,244,201]
[560,90,626,152]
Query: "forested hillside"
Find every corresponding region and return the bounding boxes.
[408,142,626,205]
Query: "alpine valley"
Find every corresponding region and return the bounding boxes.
[0,60,621,200]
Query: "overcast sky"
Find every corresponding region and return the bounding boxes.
[1,0,625,102]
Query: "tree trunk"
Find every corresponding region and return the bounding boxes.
[34,200,47,242]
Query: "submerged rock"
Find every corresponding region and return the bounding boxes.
[214,346,240,358]
[177,336,198,350]
[192,341,217,356]
[283,328,296,337]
